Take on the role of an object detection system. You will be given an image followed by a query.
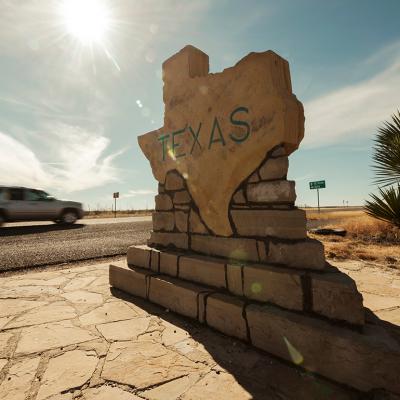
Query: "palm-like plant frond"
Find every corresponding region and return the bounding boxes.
[372,111,400,187]
[364,186,400,228]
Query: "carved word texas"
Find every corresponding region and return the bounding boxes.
[158,107,250,161]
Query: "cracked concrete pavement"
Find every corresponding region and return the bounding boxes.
[0,258,399,400]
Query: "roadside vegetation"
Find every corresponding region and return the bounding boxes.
[307,209,400,268]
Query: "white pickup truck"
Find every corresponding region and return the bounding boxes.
[0,186,84,226]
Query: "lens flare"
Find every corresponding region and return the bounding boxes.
[283,337,304,365]
[61,0,110,45]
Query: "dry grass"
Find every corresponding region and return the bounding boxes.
[85,209,153,219]
[307,208,400,267]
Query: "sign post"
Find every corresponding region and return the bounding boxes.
[113,192,119,218]
[309,180,326,213]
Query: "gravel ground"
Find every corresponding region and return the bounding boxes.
[0,220,152,272]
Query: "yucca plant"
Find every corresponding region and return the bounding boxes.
[365,186,400,228]
[365,111,400,227]
[372,111,400,187]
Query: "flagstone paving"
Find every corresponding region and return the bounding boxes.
[0,259,399,400]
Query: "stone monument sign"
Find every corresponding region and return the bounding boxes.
[110,46,400,396]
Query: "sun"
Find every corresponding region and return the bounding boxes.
[60,0,110,45]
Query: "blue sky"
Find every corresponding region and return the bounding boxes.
[0,0,399,210]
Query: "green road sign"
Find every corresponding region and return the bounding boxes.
[309,180,326,190]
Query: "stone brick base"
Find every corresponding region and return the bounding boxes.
[109,247,400,396]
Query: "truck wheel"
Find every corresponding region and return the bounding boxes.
[60,210,78,224]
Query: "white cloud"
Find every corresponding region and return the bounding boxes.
[303,43,400,148]
[0,124,123,193]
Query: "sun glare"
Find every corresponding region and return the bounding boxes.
[61,0,110,45]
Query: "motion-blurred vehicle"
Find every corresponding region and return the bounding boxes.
[0,186,84,226]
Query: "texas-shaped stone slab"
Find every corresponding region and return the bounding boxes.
[138,45,304,236]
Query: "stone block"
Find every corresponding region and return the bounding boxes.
[248,171,260,183]
[246,303,400,393]
[165,171,185,191]
[189,210,208,234]
[257,241,267,262]
[127,245,151,269]
[206,293,247,340]
[179,255,226,288]
[259,157,288,181]
[152,212,175,231]
[231,209,306,239]
[198,292,209,324]
[243,264,303,310]
[109,264,153,299]
[226,264,243,296]
[191,234,260,262]
[150,249,160,273]
[271,146,287,157]
[159,252,179,277]
[148,232,189,250]
[247,180,296,203]
[267,239,325,270]
[312,272,364,325]
[158,183,165,193]
[175,211,188,232]
[155,194,173,211]
[232,190,246,204]
[173,190,191,204]
[148,276,209,319]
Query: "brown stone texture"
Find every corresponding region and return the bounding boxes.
[179,255,226,288]
[232,189,246,204]
[243,264,303,310]
[148,276,209,319]
[148,231,188,249]
[16,320,96,354]
[231,209,306,239]
[155,193,173,211]
[139,46,304,236]
[127,245,151,268]
[102,341,204,389]
[267,239,325,270]
[175,210,189,232]
[110,264,151,299]
[312,272,364,325]
[189,209,208,234]
[206,294,247,341]
[152,211,175,231]
[246,180,296,203]
[246,303,400,393]
[37,350,98,400]
[165,171,185,191]
[83,386,142,400]
[96,318,150,341]
[150,248,160,272]
[1,259,400,399]
[191,234,260,262]
[159,251,179,276]
[227,264,244,296]
[259,156,288,180]
[173,190,191,204]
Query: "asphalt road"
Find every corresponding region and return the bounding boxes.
[0,217,152,272]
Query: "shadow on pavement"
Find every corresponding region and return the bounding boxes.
[0,223,85,236]
[110,287,389,400]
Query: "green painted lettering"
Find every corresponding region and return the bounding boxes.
[158,134,170,161]
[172,127,186,158]
[208,117,226,149]
[229,107,250,143]
[189,123,202,154]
